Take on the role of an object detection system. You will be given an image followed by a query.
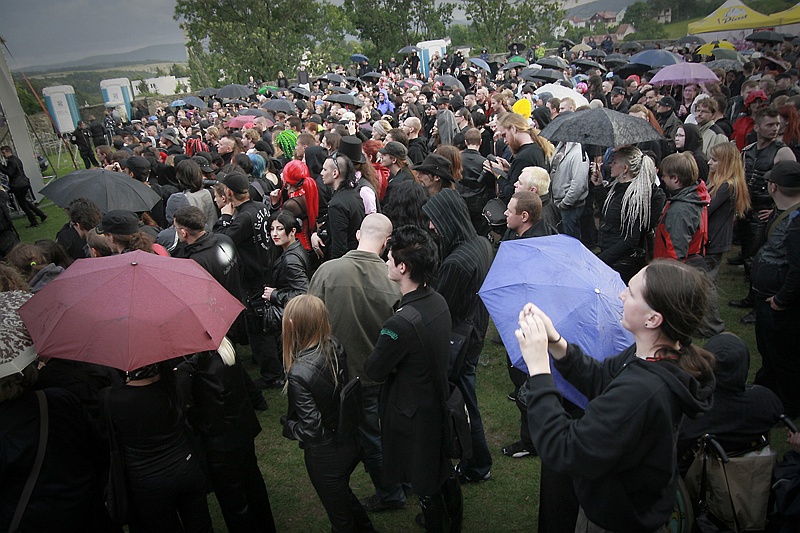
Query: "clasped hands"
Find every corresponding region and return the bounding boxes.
[515,303,562,377]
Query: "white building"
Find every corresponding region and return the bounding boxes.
[132,76,192,96]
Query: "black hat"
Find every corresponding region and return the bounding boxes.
[221,171,251,194]
[411,153,453,181]
[776,71,792,81]
[160,128,181,146]
[378,141,408,160]
[766,161,800,187]
[96,210,139,235]
[657,96,677,109]
[192,156,214,173]
[610,86,626,96]
[338,135,366,164]
[120,156,151,172]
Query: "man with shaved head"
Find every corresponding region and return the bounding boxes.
[308,214,408,512]
[402,116,428,165]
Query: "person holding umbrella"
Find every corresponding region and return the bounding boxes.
[514,259,715,532]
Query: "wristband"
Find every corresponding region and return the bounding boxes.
[549,334,562,344]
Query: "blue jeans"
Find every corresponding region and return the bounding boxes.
[455,344,492,478]
[359,385,407,504]
[559,204,584,240]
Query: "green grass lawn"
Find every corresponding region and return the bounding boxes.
[10,204,792,531]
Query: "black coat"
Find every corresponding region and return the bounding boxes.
[177,351,262,452]
[173,232,243,301]
[365,286,452,496]
[70,128,93,154]
[283,337,347,448]
[213,199,271,290]
[0,155,29,191]
[268,240,309,307]
[324,186,364,260]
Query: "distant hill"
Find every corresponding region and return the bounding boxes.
[19,43,188,73]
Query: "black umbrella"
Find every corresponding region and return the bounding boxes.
[521,68,567,83]
[324,94,365,107]
[573,59,606,72]
[350,53,369,63]
[398,45,421,54]
[613,62,651,78]
[261,99,297,114]
[539,108,663,148]
[183,96,207,109]
[677,35,705,45]
[508,42,526,54]
[290,86,311,98]
[619,42,643,54]
[604,53,629,67]
[434,75,465,91]
[746,31,786,44]
[585,49,607,58]
[360,72,382,81]
[239,108,270,117]
[627,49,683,67]
[502,62,525,71]
[224,99,249,105]
[327,86,352,94]
[318,72,346,84]
[198,88,218,97]
[40,169,161,213]
[536,57,569,70]
[561,38,576,47]
[216,84,253,99]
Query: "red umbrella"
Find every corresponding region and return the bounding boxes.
[19,251,245,372]
[225,115,255,129]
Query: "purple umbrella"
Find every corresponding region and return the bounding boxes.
[479,235,633,408]
[649,63,718,86]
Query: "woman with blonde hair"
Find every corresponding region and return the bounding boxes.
[282,295,375,533]
[700,142,751,336]
[597,146,666,283]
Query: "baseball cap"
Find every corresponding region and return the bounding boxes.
[192,156,214,173]
[657,96,676,109]
[221,172,251,194]
[96,210,139,235]
[378,141,408,160]
[610,86,625,96]
[766,161,800,187]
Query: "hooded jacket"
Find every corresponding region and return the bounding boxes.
[173,232,243,301]
[697,119,728,157]
[523,343,714,532]
[678,333,782,458]
[550,142,589,209]
[679,123,709,183]
[654,180,710,262]
[422,189,492,332]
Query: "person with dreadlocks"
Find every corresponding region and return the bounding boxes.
[275,129,299,169]
[269,160,319,252]
[597,146,666,284]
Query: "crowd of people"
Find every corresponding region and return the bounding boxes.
[2,32,800,532]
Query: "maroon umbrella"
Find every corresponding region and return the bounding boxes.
[19,251,245,372]
[225,115,255,129]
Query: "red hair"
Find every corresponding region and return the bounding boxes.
[281,160,318,250]
[780,104,800,146]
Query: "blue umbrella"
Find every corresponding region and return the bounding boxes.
[478,235,633,408]
[350,53,369,64]
[627,49,684,68]
[170,99,187,107]
[468,57,491,73]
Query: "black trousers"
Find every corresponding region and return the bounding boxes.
[10,187,45,225]
[755,299,800,417]
[206,443,276,533]
[79,150,99,169]
[304,439,376,533]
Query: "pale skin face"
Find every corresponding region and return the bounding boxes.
[675,127,686,150]
[619,268,658,335]
[321,158,339,186]
[755,116,780,143]
[695,106,713,126]
[609,154,628,180]
[504,198,527,233]
[386,250,403,282]
[708,154,719,174]
[270,219,296,249]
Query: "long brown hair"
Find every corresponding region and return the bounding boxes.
[642,260,715,381]
[282,295,339,387]
[435,145,463,181]
[708,142,751,219]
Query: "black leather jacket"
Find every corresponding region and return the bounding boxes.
[283,338,347,448]
[268,239,309,307]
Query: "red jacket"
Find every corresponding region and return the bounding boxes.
[654,180,710,262]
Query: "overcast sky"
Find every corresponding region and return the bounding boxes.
[1,0,185,68]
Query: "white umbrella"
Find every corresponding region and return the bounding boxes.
[534,83,589,107]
